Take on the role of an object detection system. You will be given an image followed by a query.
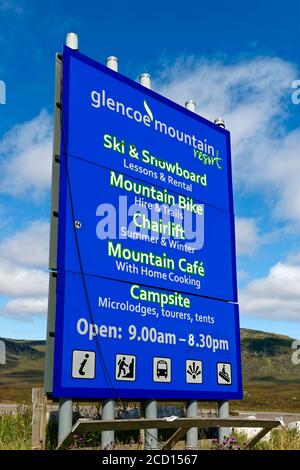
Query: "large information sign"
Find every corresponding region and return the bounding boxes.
[51,46,242,400]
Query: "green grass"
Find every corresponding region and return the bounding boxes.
[231,382,300,412]
[0,403,32,450]
[1,404,300,450]
[256,428,300,450]
[232,429,300,450]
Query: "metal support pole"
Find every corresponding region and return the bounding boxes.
[56,33,78,447]
[106,56,118,72]
[218,400,230,444]
[58,398,73,445]
[56,33,77,447]
[184,99,199,450]
[144,399,159,450]
[44,43,63,396]
[98,56,119,452]
[186,400,198,449]
[138,71,158,450]
[214,117,230,445]
[101,399,115,449]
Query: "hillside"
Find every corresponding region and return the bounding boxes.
[0,328,300,410]
[0,338,45,402]
[241,328,300,384]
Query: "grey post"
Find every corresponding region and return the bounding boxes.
[101,399,115,449]
[186,400,198,449]
[218,400,230,444]
[139,71,159,450]
[57,32,79,444]
[99,55,119,451]
[0,340,6,365]
[44,46,63,395]
[58,398,73,445]
[184,100,199,450]
[144,399,159,449]
[214,120,230,444]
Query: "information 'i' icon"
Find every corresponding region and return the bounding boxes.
[72,350,96,379]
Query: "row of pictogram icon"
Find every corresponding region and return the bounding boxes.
[72,350,232,385]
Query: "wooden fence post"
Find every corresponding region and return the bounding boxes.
[31,388,47,450]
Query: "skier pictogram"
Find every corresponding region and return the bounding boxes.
[217,362,232,385]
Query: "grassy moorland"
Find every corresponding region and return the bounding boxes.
[1,406,300,450]
[1,326,299,450]
[0,328,300,411]
[0,404,32,450]
[0,338,44,402]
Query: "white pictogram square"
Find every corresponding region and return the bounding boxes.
[72,350,95,379]
[217,362,232,385]
[115,354,136,381]
[153,357,171,383]
[186,360,202,384]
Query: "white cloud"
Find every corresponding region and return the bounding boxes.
[237,270,249,282]
[0,55,299,325]
[235,217,261,255]
[2,297,47,319]
[235,217,284,256]
[156,57,300,224]
[0,110,52,199]
[0,220,49,267]
[240,257,300,321]
[0,220,49,319]
[1,56,298,226]
[287,251,300,264]
[0,257,48,297]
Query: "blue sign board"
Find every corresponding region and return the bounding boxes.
[51,46,242,400]
[57,154,237,302]
[53,272,242,400]
[61,47,234,213]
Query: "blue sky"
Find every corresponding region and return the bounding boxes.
[0,0,300,339]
